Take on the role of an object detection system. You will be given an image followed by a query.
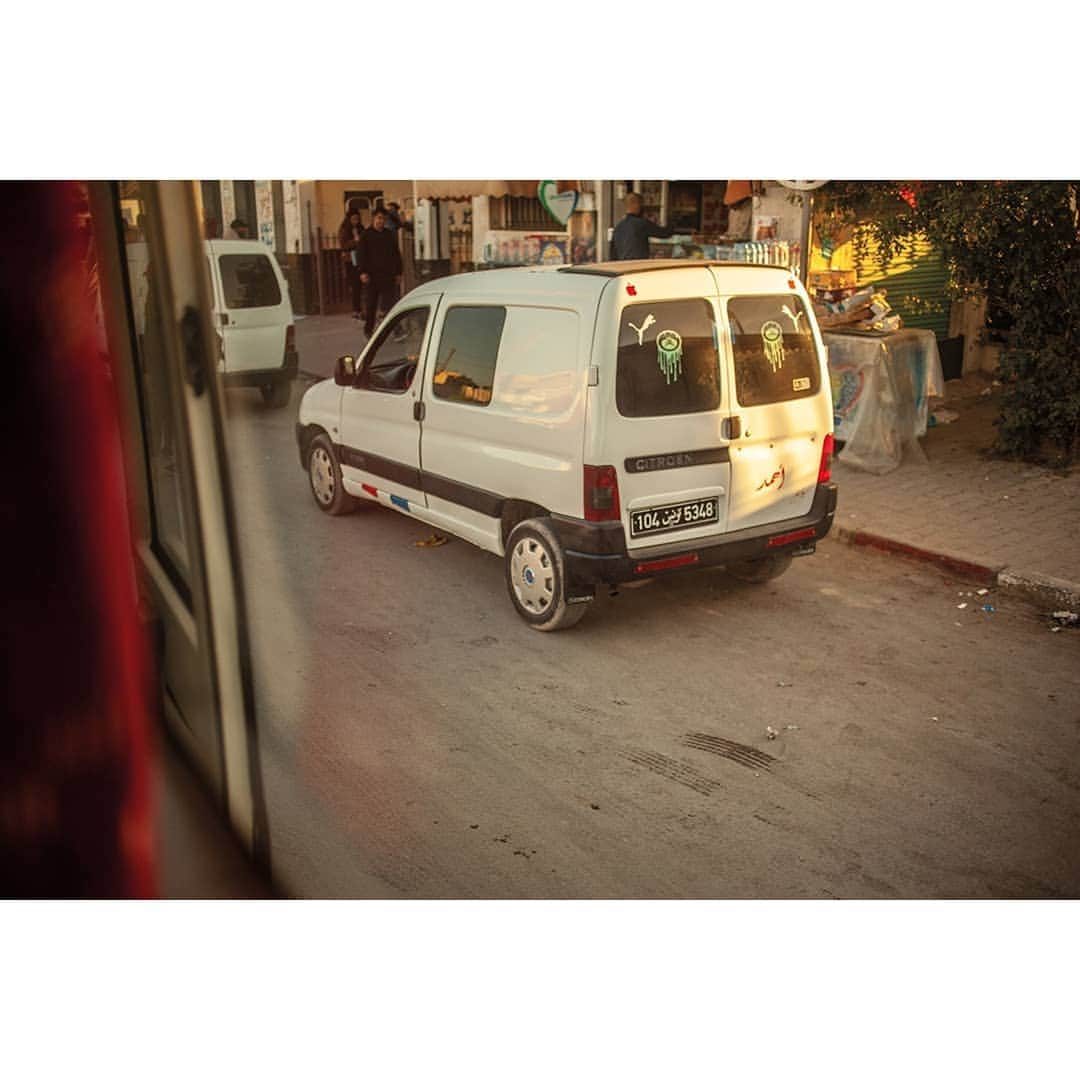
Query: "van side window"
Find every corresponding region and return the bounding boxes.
[728,295,820,407]
[616,299,720,418]
[432,306,506,407]
[218,253,281,309]
[357,307,430,394]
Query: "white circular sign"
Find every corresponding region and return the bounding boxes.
[776,180,829,192]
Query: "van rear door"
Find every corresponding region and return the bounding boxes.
[600,267,732,552]
[717,287,832,532]
[208,241,292,374]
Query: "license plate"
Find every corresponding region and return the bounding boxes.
[630,497,719,538]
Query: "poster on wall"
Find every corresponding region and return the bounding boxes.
[753,214,780,241]
[220,181,236,236]
[483,230,567,266]
[569,210,596,264]
[255,180,275,248]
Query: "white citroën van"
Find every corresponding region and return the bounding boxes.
[296,260,838,630]
[206,239,298,408]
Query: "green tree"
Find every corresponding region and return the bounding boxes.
[816,181,1080,465]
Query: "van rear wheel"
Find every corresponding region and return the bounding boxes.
[726,552,794,584]
[261,379,292,409]
[505,518,587,631]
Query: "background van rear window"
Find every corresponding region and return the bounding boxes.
[616,299,720,418]
[218,253,281,309]
[728,295,819,406]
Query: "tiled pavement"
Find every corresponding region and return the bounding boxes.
[292,316,1080,604]
[834,375,1080,601]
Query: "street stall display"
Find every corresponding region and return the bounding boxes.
[826,327,945,474]
[648,236,800,272]
[481,230,568,266]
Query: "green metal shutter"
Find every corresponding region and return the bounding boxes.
[852,231,951,338]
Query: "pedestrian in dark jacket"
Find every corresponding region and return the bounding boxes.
[359,208,403,337]
[611,192,675,260]
[339,210,365,318]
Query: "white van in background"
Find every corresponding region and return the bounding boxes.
[205,239,298,408]
[296,260,838,629]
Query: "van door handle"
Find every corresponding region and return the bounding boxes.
[220,312,229,326]
[723,416,742,440]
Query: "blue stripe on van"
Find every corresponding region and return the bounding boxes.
[390,494,410,512]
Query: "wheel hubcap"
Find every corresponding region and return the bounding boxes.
[510,537,554,614]
[310,448,335,505]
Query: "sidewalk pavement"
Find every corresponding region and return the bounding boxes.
[833,373,1080,610]
[293,315,1080,611]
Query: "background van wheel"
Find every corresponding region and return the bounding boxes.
[307,433,357,515]
[726,552,794,584]
[261,379,292,408]
[505,518,588,631]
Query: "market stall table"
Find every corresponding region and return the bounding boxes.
[825,328,945,475]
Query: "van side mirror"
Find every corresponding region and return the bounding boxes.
[335,354,357,386]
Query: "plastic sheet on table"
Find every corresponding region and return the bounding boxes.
[826,330,941,474]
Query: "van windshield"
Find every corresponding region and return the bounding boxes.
[727,294,819,407]
[616,298,720,418]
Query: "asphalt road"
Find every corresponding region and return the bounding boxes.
[223,378,1080,898]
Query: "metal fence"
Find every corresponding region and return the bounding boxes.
[311,230,351,313]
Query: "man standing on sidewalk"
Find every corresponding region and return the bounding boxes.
[359,208,403,339]
[612,192,674,260]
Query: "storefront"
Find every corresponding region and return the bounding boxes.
[412,181,601,274]
[610,180,808,275]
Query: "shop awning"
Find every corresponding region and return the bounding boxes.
[412,180,544,200]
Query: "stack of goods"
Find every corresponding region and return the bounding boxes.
[810,271,902,332]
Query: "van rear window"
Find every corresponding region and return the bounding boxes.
[728,295,819,407]
[616,299,720,418]
[218,253,281,309]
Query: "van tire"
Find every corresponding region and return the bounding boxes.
[261,379,292,409]
[505,518,587,632]
[308,434,357,516]
[726,552,794,584]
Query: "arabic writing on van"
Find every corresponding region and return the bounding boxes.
[756,464,786,492]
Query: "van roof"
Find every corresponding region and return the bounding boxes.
[558,259,795,278]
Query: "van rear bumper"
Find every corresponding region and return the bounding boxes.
[556,482,838,586]
[222,349,298,388]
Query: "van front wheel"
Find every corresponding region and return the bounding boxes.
[307,433,357,516]
[505,518,587,632]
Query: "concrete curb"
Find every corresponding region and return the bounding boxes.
[831,526,1080,612]
[996,569,1080,612]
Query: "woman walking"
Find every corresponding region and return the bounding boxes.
[339,209,365,319]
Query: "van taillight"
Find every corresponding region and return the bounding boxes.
[285,324,296,355]
[584,465,621,522]
[819,433,835,484]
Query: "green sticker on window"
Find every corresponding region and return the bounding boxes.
[761,321,785,372]
[656,329,683,384]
